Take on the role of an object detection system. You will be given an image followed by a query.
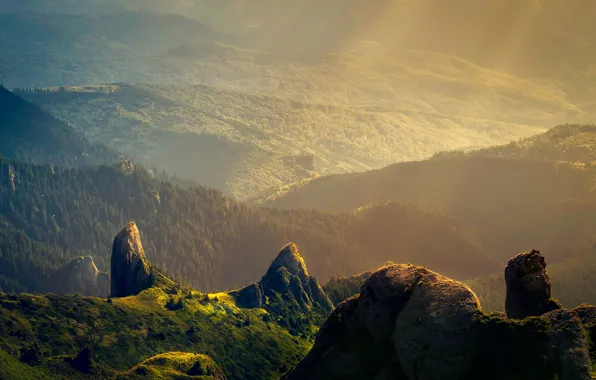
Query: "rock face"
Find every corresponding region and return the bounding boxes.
[110,222,152,297]
[232,243,333,313]
[283,261,593,380]
[505,249,560,319]
[230,283,263,309]
[54,256,110,297]
[543,309,592,380]
[260,243,333,312]
[282,264,482,380]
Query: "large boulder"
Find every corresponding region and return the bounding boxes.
[392,269,482,379]
[283,261,593,380]
[110,222,152,297]
[505,249,560,319]
[282,264,483,380]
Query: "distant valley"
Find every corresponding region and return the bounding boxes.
[2,9,594,198]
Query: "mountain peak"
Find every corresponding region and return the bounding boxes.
[266,242,309,281]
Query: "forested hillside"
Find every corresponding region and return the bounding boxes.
[257,143,596,265]
[17,71,564,198]
[0,157,497,294]
[435,124,596,163]
[0,86,114,166]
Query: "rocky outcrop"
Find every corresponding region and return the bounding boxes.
[505,249,560,319]
[110,222,152,297]
[282,264,483,380]
[265,243,310,283]
[283,260,592,380]
[543,309,592,380]
[54,256,110,297]
[231,243,333,313]
[573,304,596,326]
[230,283,262,309]
[260,243,333,312]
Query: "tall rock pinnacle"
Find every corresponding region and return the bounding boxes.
[110,222,152,297]
[505,249,560,319]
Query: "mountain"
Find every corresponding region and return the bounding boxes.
[255,126,596,266]
[7,1,596,82]
[16,71,576,199]
[0,86,114,166]
[0,11,231,88]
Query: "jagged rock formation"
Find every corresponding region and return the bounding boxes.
[261,243,333,312]
[110,222,152,297]
[54,256,110,297]
[505,249,561,319]
[232,243,333,313]
[283,260,593,380]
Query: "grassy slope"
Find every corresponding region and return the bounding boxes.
[0,284,309,380]
[0,348,61,380]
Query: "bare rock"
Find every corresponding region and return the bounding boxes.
[543,309,592,380]
[265,243,309,283]
[505,249,560,319]
[110,222,152,297]
[281,296,388,380]
[283,264,482,380]
[283,258,591,380]
[393,270,482,380]
[230,283,262,309]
